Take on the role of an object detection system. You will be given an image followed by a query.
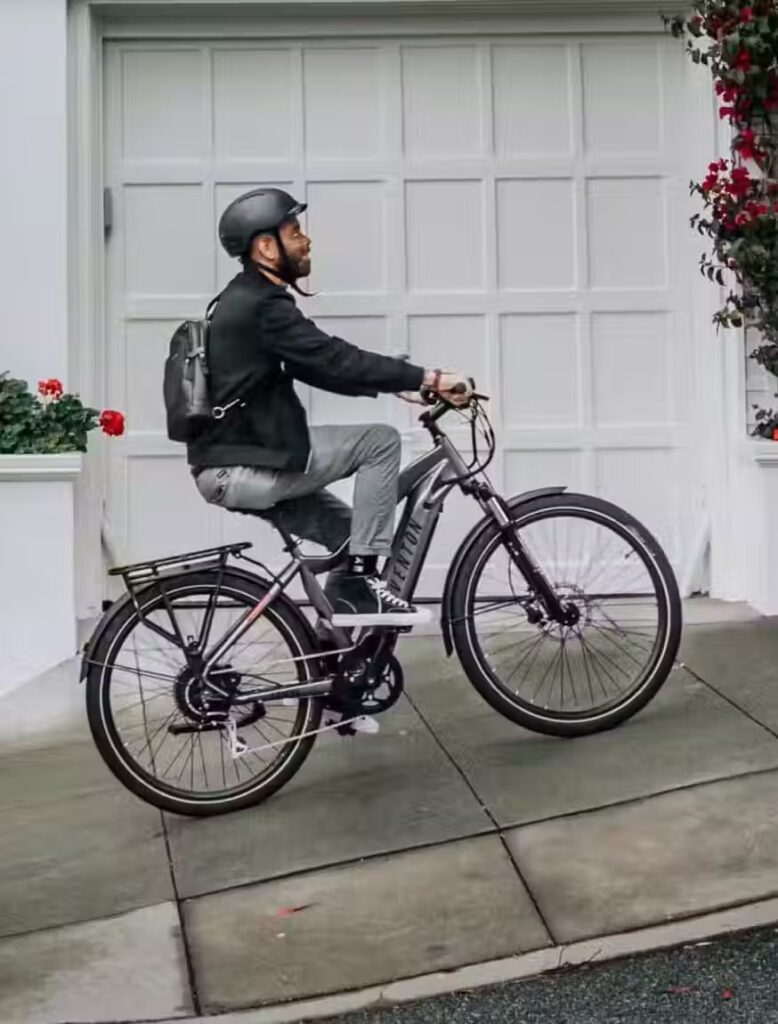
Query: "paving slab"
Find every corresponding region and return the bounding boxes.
[166,695,491,899]
[401,637,778,827]
[681,619,778,733]
[505,770,778,943]
[0,738,173,938]
[184,834,551,1013]
[0,901,193,1024]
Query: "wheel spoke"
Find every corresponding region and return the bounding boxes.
[92,577,320,804]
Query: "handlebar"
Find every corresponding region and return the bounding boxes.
[420,378,488,408]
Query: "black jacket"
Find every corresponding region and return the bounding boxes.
[187,264,425,471]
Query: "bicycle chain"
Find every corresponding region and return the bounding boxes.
[225,712,362,759]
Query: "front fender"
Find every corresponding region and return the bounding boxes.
[439,486,566,656]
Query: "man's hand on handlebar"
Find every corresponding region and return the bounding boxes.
[422,369,474,407]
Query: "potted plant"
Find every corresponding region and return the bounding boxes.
[0,374,124,696]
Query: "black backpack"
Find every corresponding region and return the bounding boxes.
[163,294,243,442]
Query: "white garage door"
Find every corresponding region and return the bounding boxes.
[103,31,699,596]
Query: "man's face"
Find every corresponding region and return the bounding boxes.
[278,218,311,279]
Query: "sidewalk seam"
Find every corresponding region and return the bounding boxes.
[679,661,778,740]
[403,690,558,946]
[161,809,202,1017]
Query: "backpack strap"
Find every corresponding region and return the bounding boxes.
[205,291,223,321]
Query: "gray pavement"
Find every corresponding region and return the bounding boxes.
[2,607,778,1022]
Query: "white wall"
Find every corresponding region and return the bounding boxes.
[0,0,68,388]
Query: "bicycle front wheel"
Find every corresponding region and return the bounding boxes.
[85,569,323,816]
[451,493,682,737]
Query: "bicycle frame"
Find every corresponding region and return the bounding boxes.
[200,410,570,706]
[84,399,571,707]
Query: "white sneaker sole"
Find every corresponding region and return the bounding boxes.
[331,607,432,628]
[322,714,381,735]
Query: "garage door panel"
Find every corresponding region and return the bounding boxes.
[506,449,585,495]
[591,312,672,428]
[595,448,677,555]
[307,181,387,294]
[501,314,580,429]
[122,49,205,161]
[303,48,390,160]
[402,45,485,159]
[497,178,576,291]
[213,48,296,161]
[408,314,488,388]
[126,320,182,433]
[582,42,662,155]
[127,458,220,561]
[124,184,211,297]
[586,177,666,289]
[405,180,486,293]
[492,44,573,157]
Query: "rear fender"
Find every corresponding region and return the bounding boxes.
[440,487,567,656]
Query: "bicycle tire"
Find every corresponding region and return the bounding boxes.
[85,569,323,816]
[450,493,682,737]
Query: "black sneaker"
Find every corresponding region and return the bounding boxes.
[326,575,431,628]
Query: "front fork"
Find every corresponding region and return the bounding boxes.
[485,494,578,628]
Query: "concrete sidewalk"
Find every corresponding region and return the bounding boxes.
[2,601,778,1024]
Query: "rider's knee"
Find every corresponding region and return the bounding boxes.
[368,423,401,456]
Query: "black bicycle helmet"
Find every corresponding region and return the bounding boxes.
[218,188,307,258]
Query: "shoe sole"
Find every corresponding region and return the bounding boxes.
[331,608,432,628]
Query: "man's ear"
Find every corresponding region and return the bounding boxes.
[251,232,278,265]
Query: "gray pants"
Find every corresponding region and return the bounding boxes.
[194,423,401,557]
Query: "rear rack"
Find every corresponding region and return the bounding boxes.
[108,542,253,585]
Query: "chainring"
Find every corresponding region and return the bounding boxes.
[360,655,405,713]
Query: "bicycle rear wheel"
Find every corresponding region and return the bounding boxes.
[451,493,681,737]
[85,569,323,816]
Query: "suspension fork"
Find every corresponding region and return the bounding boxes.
[484,493,573,625]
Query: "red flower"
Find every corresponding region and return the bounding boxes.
[741,7,755,22]
[37,378,63,398]
[735,127,761,162]
[725,166,753,198]
[99,409,125,437]
[734,49,752,71]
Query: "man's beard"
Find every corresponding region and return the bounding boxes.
[286,252,311,280]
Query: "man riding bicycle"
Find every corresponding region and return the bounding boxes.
[190,187,473,631]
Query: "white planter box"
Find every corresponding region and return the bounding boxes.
[0,453,82,698]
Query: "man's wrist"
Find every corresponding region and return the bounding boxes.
[423,368,441,389]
